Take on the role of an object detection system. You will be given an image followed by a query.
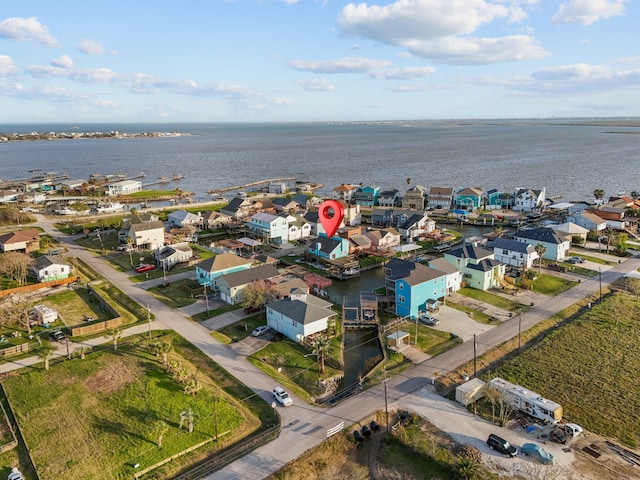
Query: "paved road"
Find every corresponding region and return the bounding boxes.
[22,215,640,479]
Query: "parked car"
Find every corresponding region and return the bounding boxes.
[521,443,557,465]
[418,315,440,326]
[273,386,293,406]
[487,434,518,457]
[49,330,66,342]
[135,264,156,273]
[7,467,25,480]
[566,256,586,264]
[244,305,261,314]
[251,325,270,337]
[117,244,133,252]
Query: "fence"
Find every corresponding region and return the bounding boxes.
[0,276,80,299]
[68,317,123,337]
[0,342,33,358]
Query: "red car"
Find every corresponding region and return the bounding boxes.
[135,264,156,273]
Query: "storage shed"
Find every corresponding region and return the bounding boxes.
[455,378,486,406]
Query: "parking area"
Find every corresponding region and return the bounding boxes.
[431,303,496,342]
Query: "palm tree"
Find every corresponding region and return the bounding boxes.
[38,341,55,371]
[534,243,546,274]
[179,408,199,433]
[75,345,91,360]
[451,458,481,480]
[105,328,123,351]
[593,189,605,203]
[154,421,169,447]
[493,226,505,238]
[311,334,332,375]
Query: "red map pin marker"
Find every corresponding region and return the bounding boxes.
[318,200,344,238]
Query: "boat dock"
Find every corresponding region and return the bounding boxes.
[208,177,296,195]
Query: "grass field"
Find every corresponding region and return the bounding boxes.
[491,293,640,447]
[1,332,272,480]
[531,273,578,296]
[458,287,528,311]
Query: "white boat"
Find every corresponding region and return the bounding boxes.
[96,202,125,213]
[55,207,76,215]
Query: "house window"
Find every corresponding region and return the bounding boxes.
[399,284,404,290]
[398,295,405,303]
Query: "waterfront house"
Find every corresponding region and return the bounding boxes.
[511,227,570,262]
[341,201,362,226]
[286,215,312,242]
[292,193,317,211]
[246,212,290,245]
[588,206,638,232]
[268,182,287,194]
[308,235,350,261]
[195,252,252,289]
[250,197,275,213]
[272,197,300,213]
[553,222,590,245]
[454,187,483,211]
[154,242,193,270]
[364,227,401,249]
[0,228,40,253]
[18,192,47,204]
[398,213,436,241]
[266,291,336,343]
[444,243,505,291]
[348,233,372,254]
[401,185,428,210]
[567,201,594,215]
[221,197,254,220]
[485,189,513,210]
[32,255,71,282]
[268,277,310,298]
[124,220,165,250]
[384,258,447,318]
[427,187,455,210]
[106,180,142,196]
[568,211,607,234]
[55,179,86,193]
[354,185,380,207]
[217,264,280,305]
[304,211,345,236]
[167,210,202,229]
[201,210,232,229]
[486,237,538,269]
[371,208,394,228]
[0,189,19,203]
[427,258,462,294]
[168,225,198,243]
[378,189,402,208]
[513,188,546,212]
[332,184,358,204]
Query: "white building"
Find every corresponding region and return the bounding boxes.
[106,180,142,196]
[266,291,336,343]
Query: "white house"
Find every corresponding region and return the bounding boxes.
[167,210,202,228]
[266,290,336,343]
[511,227,571,262]
[287,216,312,242]
[398,213,435,241]
[428,258,462,294]
[125,220,165,250]
[486,237,539,269]
[0,189,19,203]
[513,188,546,212]
[32,256,71,282]
[154,242,193,269]
[364,228,401,249]
[106,180,142,196]
[332,184,358,204]
[245,212,290,245]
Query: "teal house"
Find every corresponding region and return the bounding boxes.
[485,188,513,209]
[354,185,380,207]
[308,234,349,260]
[454,187,483,210]
[384,258,447,318]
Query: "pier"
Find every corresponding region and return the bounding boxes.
[208,177,296,195]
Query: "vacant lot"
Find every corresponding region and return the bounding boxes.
[492,292,640,447]
[1,332,273,480]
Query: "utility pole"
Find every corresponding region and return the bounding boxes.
[147,304,151,340]
[473,334,477,378]
[518,308,522,354]
[383,368,389,435]
[204,283,210,315]
[599,267,603,302]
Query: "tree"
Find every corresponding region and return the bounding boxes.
[38,341,55,371]
[451,457,482,480]
[593,189,605,202]
[154,421,169,447]
[615,233,628,255]
[243,279,279,311]
[483,385,514,427]
[627,278,640,302]
[3,295,33,333]
[74,345,91,360]
[311,334,332,375]
[179,408,199,433]
[0,252,32,286]
[534,243,546,274]
[493,226,505,238]
[104,328,123,350]
[406,178,411,186]
[152,340,173,365]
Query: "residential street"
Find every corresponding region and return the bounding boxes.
[22,215,640,479]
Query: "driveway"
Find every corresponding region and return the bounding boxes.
[431,304,496,342]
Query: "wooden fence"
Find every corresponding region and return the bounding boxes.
[0,276,80,299]
[0,342,33,358]
[68,317,123,337]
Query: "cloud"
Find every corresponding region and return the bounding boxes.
[288,57,392,73]
[0,55,19,76]
[406,35,549,64]
[370,66,436,79]
[51,54,74,69]
[295,78,335,91]
[552,0,628,25]
[337,0,548,64]
[77,38,115,55]
[0,16,58,46]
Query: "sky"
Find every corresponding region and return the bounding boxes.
[0,0,639,123]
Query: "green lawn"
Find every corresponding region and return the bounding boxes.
[444,301,498,325]
[397,321,461,355]
[531,273,578,296]
[1,332,272,480]
[213,314,265,344]
[491,293,640,447]
[147,279,200,309]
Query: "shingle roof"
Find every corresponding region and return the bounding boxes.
[131,220,164,232]
[487,238,535,254]
[447,243,493,260]
[512,227,566,245]
[35,255,69,269]
[268,296,336,325]
[220,264,280,288]
[196,252,252,272]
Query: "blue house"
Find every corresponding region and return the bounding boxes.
[195,252,252,290]
[384,258,447,319]
[454,187,484,210]
[485,189,513,210]
[354,185,380,207]
[307,235,349,261]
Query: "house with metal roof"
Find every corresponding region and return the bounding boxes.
[266,291,336,342]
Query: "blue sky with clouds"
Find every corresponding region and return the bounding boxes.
[1,0,638,123]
